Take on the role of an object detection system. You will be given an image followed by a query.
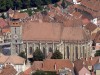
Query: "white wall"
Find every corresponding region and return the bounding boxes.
[73,0,81,4]
[14,63,25,73]
[91,18,97,25]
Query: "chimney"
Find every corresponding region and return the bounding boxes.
[91,57,93,60]
[72,63,74,67]
[85,58,88,61]
[54,63,56,70]
[83,61,85,65]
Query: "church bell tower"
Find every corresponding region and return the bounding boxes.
[10,12,22,55]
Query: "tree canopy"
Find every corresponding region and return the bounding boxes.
[51,49,63,59]
[33,47,45,61]
[18,51,26,59]
[0,0,60,12]
[32,70,45,75]
[32,70,56,75]
[95,50,100,57]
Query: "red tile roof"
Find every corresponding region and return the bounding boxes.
[42,59,73,71]
[74,59,84,72]
[74,56,100,74]
[22,22,61,41]
[12,11,29,19]
[93,30,100,43]
[0,55,25,65]
[85,23,97,32]
[0,18,8,28]
[2,27,11,33]
[22,21,89,42]
[0,65,17,75]
[74,0,100,17]
[23,59,73,75]
[61,27,89,41]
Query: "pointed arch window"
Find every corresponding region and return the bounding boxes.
[75,46,78,59]
[49,47,53,53]
[43,47,46,55]
[29,47,32,55]
[83,46,85,57]
[67,46,70,59]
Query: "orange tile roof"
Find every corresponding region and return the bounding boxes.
[72,12,82,19]
[91,30,100,43]
[85,23,97,32]
[0,65,17,75]
[80,0,100,11]
[23,59,73,75]
[12,11,29,19]
[0,55,25,65]
[61,27,89,41]
[82,56,100,66]
[94,31,100,43]
[74,0,100,17]
[22,21,89,42]
[74,56,100,73]
[74,59,84,72]
[0,18,8,28]
[2,28,11,33]
[22,22,61,41]
[42,59,73,71]
[82,18,90,25]
[32,61,43,70]
[23,67,32,75]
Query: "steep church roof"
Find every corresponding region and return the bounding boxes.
[22,21,90,43]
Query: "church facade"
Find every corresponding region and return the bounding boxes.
[9,15,92,61]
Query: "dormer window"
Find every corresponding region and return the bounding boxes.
[16,23,18,24]
[13,23,15,25]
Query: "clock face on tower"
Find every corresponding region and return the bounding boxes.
[13,34,18,39]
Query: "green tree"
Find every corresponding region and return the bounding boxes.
[33,47,45,61]
[0,0,6,12]
[6,0,13,10]
[43,0,52,4]
[51,49,63,59]
[30,0,35,7]
[95,50,100,56]
[32,70,56,75]
[52,0,60,3]
[34,0,43,10]
[32,70,45,75]
[13,0,22,9]
[21,0,30,8]
[27,9,33,16]
[61,0,66,8]
[18,51,26,59]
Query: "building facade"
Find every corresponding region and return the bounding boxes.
[8,10,92,61]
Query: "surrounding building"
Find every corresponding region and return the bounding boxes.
[0,0,100,74]
[23,59,74,75]
[0,65,17,75]
[0,54,25,74]
[6,7,91,61]
[94,63,100,75]
[74,56,100,75]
